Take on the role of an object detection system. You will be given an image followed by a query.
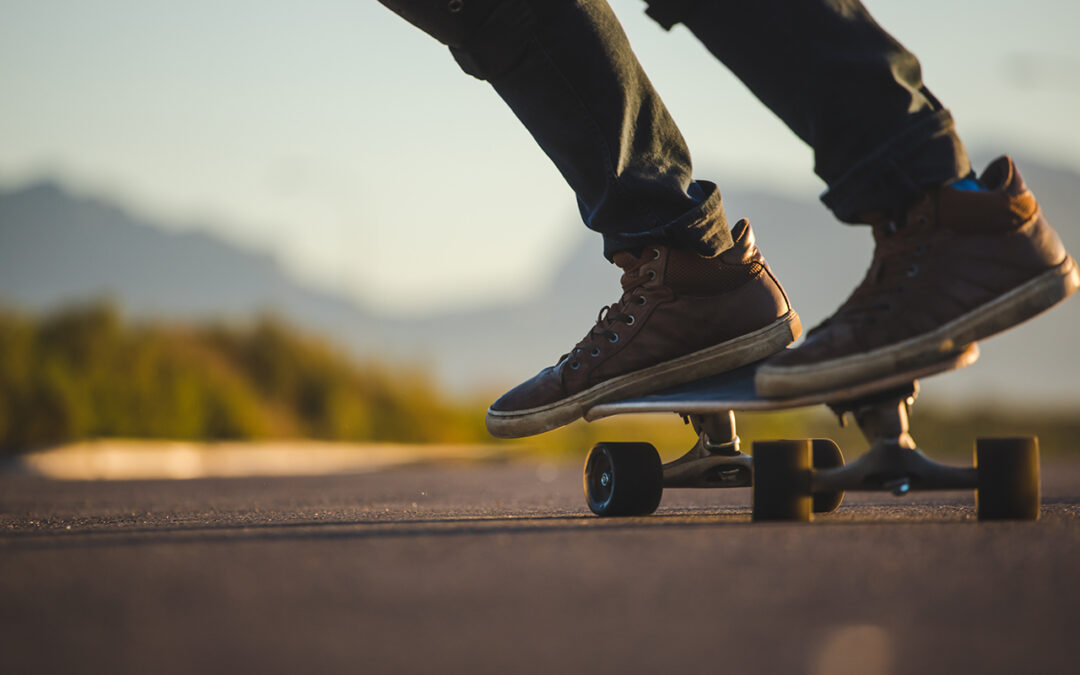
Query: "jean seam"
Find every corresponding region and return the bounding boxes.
[605,181,730,257]
[529,32,667,232]
[822,109,958,218]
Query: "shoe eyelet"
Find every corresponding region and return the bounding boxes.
[590,348,601,357]
[608,333,620,343]
[647,270,657,281]
[636,296,647,305]
[569,360,581,370]
[625,315,635,326]
[652,248,661,260]
[907,264,919,277]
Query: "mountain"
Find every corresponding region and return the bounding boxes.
[2,155,1079,405]
[0,182,402,355]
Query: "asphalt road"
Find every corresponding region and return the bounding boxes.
[2,457,1078,674]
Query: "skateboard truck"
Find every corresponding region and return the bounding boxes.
[663,411,752,489]
[815,381,978,495]
[582,344,1040,521]
[661,380,980,495]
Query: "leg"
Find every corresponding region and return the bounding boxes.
[380,0,801,436]
[643,0,970,221]
[639,0,1078,396]
[380,0,730,258]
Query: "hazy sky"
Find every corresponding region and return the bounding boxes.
[2,0,1079,315]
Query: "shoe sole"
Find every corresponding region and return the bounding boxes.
[486,310,802,439]
[755,255,1080,398]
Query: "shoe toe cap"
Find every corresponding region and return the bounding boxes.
[489,364,569,414]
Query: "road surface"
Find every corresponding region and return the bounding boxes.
[2,458,1078,674]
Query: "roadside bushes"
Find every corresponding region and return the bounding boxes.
[0,304,485,453]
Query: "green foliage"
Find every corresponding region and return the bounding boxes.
[0,304,486,453]
[3,302,1077,459]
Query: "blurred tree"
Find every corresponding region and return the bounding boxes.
[0,303,490,453]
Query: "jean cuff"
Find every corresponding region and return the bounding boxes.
[602,180,733,259]
[821,110,971,223]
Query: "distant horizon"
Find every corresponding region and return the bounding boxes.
[3,143,1078,318]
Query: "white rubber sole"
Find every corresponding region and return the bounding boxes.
[755,256,1080,398]
[486,310,801,439]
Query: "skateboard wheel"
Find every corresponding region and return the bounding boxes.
[583,442,663,517]
[976,437,1040,521]
[811,439,845,514]
[752,440,812,522]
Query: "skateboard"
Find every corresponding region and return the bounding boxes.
[578,343,1041,521]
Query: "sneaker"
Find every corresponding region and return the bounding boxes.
[756,155,1079,398]
[486,219,801,438]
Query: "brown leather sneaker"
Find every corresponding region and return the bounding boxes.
[756,156,1079,398]
[486,219,801,438]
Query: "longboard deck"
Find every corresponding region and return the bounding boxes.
[585,343,980,421]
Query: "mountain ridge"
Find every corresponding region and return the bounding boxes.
[2,156,1078,403]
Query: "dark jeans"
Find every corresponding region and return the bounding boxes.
[379,0,972,259]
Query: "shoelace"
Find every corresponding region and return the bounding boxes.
[561,255,656,370]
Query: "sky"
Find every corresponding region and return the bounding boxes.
[2,0,1079,315]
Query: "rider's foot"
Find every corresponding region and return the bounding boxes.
[756,155,1079,398]
[486,219,801,438]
